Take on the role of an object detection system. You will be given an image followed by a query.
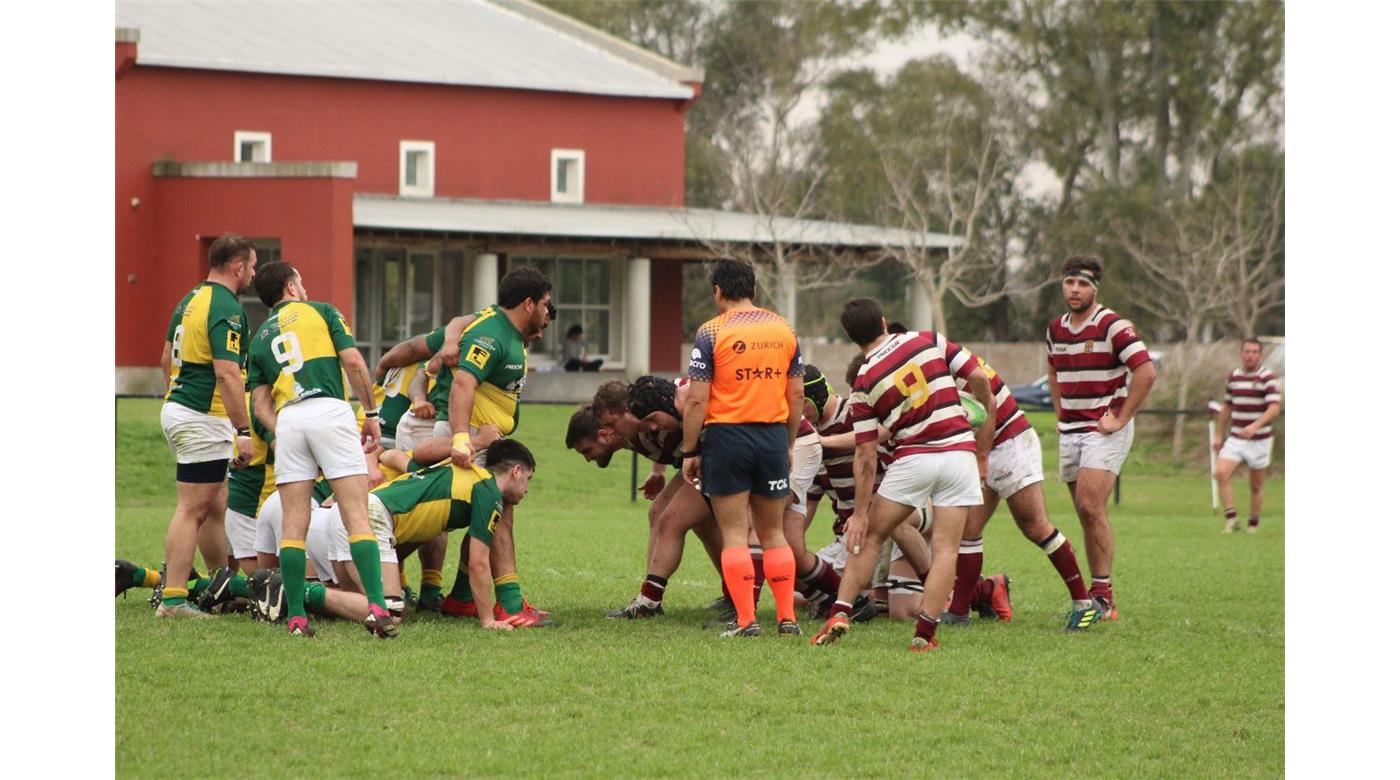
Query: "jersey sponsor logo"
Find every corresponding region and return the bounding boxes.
[976,356,997,380]
[505,364,523,370]
[747,340,788,351]
[732,340,747,354]
[465,344,491,369]
[768,478,789,491]
[735,367,781,381]
[691,348,702,360]
[1082,341,1094,353]
[336,315,353,337]
[690,359,708,370]
[225,329,241,354]
[487,508,501,533]
[227,314,241,328]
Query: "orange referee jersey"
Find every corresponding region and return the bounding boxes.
[688,307,803,425]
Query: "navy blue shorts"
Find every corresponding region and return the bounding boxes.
[701,423,789,498]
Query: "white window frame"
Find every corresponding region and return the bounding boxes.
[550,148,585,204]
[234,131,272,162]
[399,140,436,197]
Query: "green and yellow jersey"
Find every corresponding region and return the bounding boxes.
[449,305,528,434]
[371,461,504,546]
[164,281,248,418]
[227,392,277,517]
[247,300,356,412]
[373,361,421,434]
[422,328,454,423]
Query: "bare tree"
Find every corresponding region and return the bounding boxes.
[1214,158,1285,338]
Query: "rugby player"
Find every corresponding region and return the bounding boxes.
[155,234,258,618]
[246,261,395,638]
[681,259,805,637]
[1046,256,1156,620]
[1213,338,1281,534]
[811,298,996,652]
[440,267,555,626]
[914,330,1101,630]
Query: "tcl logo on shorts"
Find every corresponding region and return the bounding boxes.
[768,478,789,491]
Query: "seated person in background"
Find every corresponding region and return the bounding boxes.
[562,324,604,372]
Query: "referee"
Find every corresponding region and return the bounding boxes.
[681,260,805,637]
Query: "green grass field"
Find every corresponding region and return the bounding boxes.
[116,399,1283,777]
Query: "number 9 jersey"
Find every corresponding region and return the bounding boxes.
[247,300,357,411]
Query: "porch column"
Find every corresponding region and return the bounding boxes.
[472,253,498,312]
[625,257,651,377]
[907,282,934,333]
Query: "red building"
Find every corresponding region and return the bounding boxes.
[116,0,953,395]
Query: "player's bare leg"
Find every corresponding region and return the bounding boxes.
[909,503,970,650]
[415,532,448,610]
[945,486,999,624]
[1247,467,1267,532]
[887,558,924,620]
[195,483,230,571]
[1068,468,1118,616]
[646,474,685,566]
[812,496,910,645]
[1001,482,1096,627]
[1215,456,1242,532]
[889,513,932,582]
[609,481,713,618]
[157,480,224,618]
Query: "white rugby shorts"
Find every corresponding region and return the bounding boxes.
[878,450,983,509]
[393,413,436,452]
[1058,420,1134,482]
[328,494,398,564]
[160,402,235,464]
[225,508,257,560]
[985,428,1045,500]
[1219,436,1273,470]
[788,438,823,516]
[273,398,367,484]
[253,492,338,583]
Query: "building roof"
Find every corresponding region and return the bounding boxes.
[352,194,961,251]
[115,0,700,100]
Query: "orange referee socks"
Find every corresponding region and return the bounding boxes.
[720,547,757,627]
[763,546,797,623]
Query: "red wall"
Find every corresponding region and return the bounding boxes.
[650,262,684,372]
[117,50,691,369]
[119,175,355,366]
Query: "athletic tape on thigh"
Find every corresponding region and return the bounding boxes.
[887,575,924,596]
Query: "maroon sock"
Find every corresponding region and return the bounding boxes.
[1090,575,1113,603]
[799,556,843,597]
[972,577,995,604]
[640,574,667,603]
[750,545,766,605]
[914,612,939,642]
[948,538,984,616]
[1038,528,1091,601]
[1225,506,1238,523]
[1247,515,1260,529]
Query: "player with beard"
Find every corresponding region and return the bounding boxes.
[1046,256,1156,620]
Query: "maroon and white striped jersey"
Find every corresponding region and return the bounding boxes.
[1226,368,1281,440]
[808,396,885,535]
[1045,305,1151,434]
[850,332,975,458]
[917,330,1031,448]
[630,427,684,466]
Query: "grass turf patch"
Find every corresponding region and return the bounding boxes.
[116,399,1282,776]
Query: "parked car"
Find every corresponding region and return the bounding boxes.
[1010,350,1162,411]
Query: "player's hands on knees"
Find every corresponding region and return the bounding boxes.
[1097,411,1123,434]
[361,419,381,452]
[683,456,702,487]
[232,436,254,469]
[846,513,868,555]
[641,473,666,500]
[481,618,514,631]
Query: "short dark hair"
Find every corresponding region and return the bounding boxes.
[710,259,755,301]
[208,234,256,270]
[840,298,886,346]
[565,405,601,449]
[886,321,908,334]
[499,266,552,309]
[1243,337,1263,349]
[1062,255,1104,282]
[484,438,535,473]
[253,261,298,308]
[591,380,631,417]
[566,324,584,338]
[845,352,866,387]
[627,375,679,421]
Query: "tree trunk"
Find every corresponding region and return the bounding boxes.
[775,256,798,324]
[1169,322,1200,461]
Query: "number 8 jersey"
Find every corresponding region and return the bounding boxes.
[247,300,357,411]
[849,331,974,459]
[165,281,248,418]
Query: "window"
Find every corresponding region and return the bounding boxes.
[234,131,271,162]
[550,149,584,204]
[510,256,612,361]
[354,245,466,366]
[400,141,435,197]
